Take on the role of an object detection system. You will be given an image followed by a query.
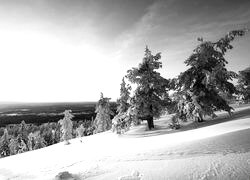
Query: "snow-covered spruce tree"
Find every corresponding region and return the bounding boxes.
[40,123,54,146]
[9,138,19,155]
[117,77,131,114]
[236,66,250,102]
[126,46,171,130]
[18,120,29,145]
[76,124,85,142]
[94,93,113,133]
[13,120,29,153]
[167,92,187,129]
[174,29,247,122]
[58,110,73,145]
[28,132,47,150]
[0,129,10,157]
[33,134,47,150]
[169,90,199,123]
[17,139,28,154]
[112,77,132,134]
[27,132,36,151]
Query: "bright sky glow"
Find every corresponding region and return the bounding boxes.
[0,0,249,102]
[0,28,122,102]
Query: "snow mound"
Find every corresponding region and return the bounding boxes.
[118,170,143,180]
[55,171,76,180]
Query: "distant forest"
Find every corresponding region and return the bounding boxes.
[0,102,117,127]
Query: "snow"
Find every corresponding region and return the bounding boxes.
[0,107,250,180]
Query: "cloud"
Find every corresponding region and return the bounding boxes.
[0,0,249,101]
[0,0,156,46]
[114,1,163,56]
[114,0,250,79]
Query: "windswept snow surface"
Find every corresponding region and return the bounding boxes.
[0,108,250,180]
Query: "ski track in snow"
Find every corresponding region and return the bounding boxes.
[0,106,250,180]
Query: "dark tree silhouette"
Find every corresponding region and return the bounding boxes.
[174,29,247,121]
[237,66,250,101]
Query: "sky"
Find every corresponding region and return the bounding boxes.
[0,0,250,102]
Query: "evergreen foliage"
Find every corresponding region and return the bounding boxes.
[28,132,47,150]
[28,132,36,151]
[18,120,29,144]
[0,111,94,158]
[0,129,10,157]
[76,124,85,137]
[58,110,73,145]
[112,78,132,134]
[126,46,170,129]
[117,78,131,114]
[94,93,113,133]
[237,66,250,101]
[173,29,247,122]
[112,113,131,134]
[40,124,54,146]
[17,139,28,154]
[33,134,47,150]
[10,120,29,154]
[9,138,19,155]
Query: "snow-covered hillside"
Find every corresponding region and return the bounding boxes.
[0,108,250,180]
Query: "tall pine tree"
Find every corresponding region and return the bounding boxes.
[175,29,247,121]
[126,46,170,130]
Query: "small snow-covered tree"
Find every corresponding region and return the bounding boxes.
[9,138,19,155]
[117,77,131,114]
[18,120,29,144]
[33,134,47,150]
[28,131,47,150]
[17,139,28,154]
[58,110,73,145]
[76,124,85,142]
[76,124,85,138]
[27,132,36,151]
[40,123,54,146]
[94,93,113,133]
[112,78,132,134]
[0,129,10,157]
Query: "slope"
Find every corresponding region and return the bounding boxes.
[0,107,250,180]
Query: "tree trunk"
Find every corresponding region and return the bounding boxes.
[197,113,204,122]
[147,104,154,130]
[147,116,154,130]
